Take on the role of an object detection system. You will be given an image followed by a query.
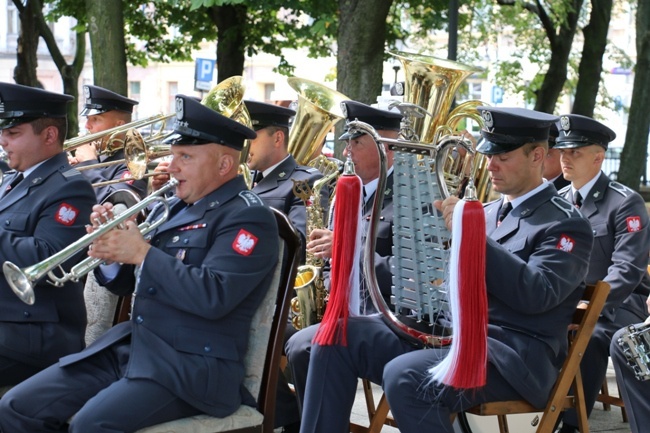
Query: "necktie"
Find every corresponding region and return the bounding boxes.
[497,202,512,226]
[253,171,264,185]
[4,173,23,196]
[574,192,583,209]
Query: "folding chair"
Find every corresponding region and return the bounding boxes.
[464,280,611,433]
[136,208,301,433]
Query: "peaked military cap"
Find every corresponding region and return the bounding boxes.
[163,95,256,150]
[338,100,403,140]
[0,82,73,130]
[548,123,559,148]
[244,100,295,130]
[553,114,616,150]
[476,106,559,155]
[80,85,139,116]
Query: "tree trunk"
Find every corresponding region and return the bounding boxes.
[572,0,613,116]
[13,0,40,87]
[618,0,650,190]
[36,0,85,138]
[534,0,584,113]
[85,0,128,95]
[337,0,394,104]
[207,5,247,83]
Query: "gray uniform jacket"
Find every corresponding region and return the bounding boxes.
[62,176,280,418]
[484,183,593,407]
[0,152,95,367]
[561,172,650,321]
[75,149,148,203]
[253,155,325,252]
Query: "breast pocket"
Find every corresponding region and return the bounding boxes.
[1,211,30,233]
[591,222,612,263]
[503,237,527,255]
[163,230,209,262]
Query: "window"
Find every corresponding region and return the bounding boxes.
[7,2,19,36]
[168,81,178,114]
[129,81,141,118]
[264,83,275,101]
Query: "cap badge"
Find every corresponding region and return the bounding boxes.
[175,97,184,120]
[560,115,571,131]
[340,102,348,118]
[83,86,90,99]
[0,96,4,113]
[481,110,493,128]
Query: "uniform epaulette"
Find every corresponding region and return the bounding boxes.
[551,196,580,218]
[239,190,264,206]
[608,181,631,198]
[297,165,319,174]
[62,168,81,179]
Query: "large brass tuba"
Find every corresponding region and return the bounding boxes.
[285,77,348,329]
[201,76,254,187]
[363,51,490,347]
[287,77,349,165]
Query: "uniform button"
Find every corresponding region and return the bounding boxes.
[593,229,597,235]
[135,315,144,324]
[5,220,10,226]
[23,311,30,317]
[183,239,189,244]
[147,287,157,295]
[203,345,212,353]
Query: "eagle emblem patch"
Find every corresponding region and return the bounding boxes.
[557,234,575,253]
[54,203,79,226]
[233,229,258,256]
[627,216,642,233]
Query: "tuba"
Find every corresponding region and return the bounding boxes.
[287,77,349,165]
[286,77,348,329]
[201,76,254,188]
[362,51,490,347]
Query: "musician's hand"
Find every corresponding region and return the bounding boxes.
[151,161,171,191]
[307,228,333,259]
[74,143,98,163]
[88,220,150,266]
[434,196,460,231]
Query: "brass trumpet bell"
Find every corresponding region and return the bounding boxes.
[287,77,349,165]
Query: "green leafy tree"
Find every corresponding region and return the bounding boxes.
[618,0,650,189]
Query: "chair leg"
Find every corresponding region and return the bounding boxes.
[496,414,509,433]
[599,379,612,411]
[573,369,590,433]
[367,395,391,433]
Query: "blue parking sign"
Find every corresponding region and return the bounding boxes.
[491,86,504,104]
[195,58,215,81]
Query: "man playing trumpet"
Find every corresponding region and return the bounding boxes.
[0,95,280,432]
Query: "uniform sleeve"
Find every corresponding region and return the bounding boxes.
[486,215,594,314]
[136,205,279,319]
[601,193,650,318]
[0,175,95,272]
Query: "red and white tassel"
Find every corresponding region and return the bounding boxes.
[313,166,363,346]
[428,194,488,389]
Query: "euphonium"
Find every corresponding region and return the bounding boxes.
[290,159,340,330]
[363,51,490,347]
[287,77,349,165]
[201,76,254,188]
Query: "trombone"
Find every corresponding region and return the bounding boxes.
[91,129,172,188]
[67,113,174,171]
[3,178,179,305]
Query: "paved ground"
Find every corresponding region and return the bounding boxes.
[345,360,632,432]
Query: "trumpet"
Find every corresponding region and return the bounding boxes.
[3,178,179,305]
